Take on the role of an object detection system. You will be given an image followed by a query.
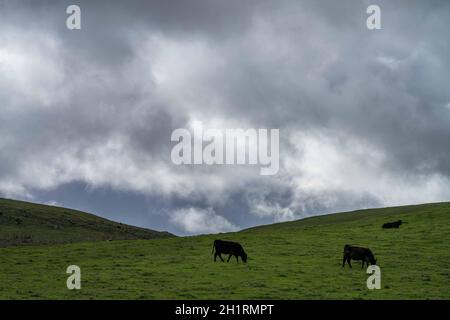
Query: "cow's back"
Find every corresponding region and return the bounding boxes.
[382,220,402,228]
[214,240,243,254]
[344,245,370,259]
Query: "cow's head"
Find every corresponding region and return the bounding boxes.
[241,252,248,263]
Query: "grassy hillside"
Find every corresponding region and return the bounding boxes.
[0,198,172,247]
[0,202,449,299]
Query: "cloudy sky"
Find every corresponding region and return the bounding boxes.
[1,0,449,235]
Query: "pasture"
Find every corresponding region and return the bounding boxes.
[1,202,449,299]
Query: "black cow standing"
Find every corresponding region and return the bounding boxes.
[382,220,403,229]
[212,240,248,263]
[342,244,377,268]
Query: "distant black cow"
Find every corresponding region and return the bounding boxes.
[382,220,402,229]
[342,244,377,268]
[212,239,247,263]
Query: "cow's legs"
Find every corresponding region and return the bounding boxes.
[361,260,365,268]
[227,254,232,262]
[236,255,239,263]
[216,253,224,262]
[343,256,352,268]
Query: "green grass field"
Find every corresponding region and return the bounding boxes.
[0,200,449,299]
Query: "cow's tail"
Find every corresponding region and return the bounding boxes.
[211,242,215,255]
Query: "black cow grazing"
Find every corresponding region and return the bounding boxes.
[212,240,247,263]
[382,220,403,229]
[342,244,377,268]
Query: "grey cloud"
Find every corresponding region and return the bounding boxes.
[1,0,450,235]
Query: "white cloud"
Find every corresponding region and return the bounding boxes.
[0,30,66,111]
[284,130,450,210]
[44,200,59,207]
[169,207,238,234]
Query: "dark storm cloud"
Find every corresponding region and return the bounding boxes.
[1,0,450,234]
